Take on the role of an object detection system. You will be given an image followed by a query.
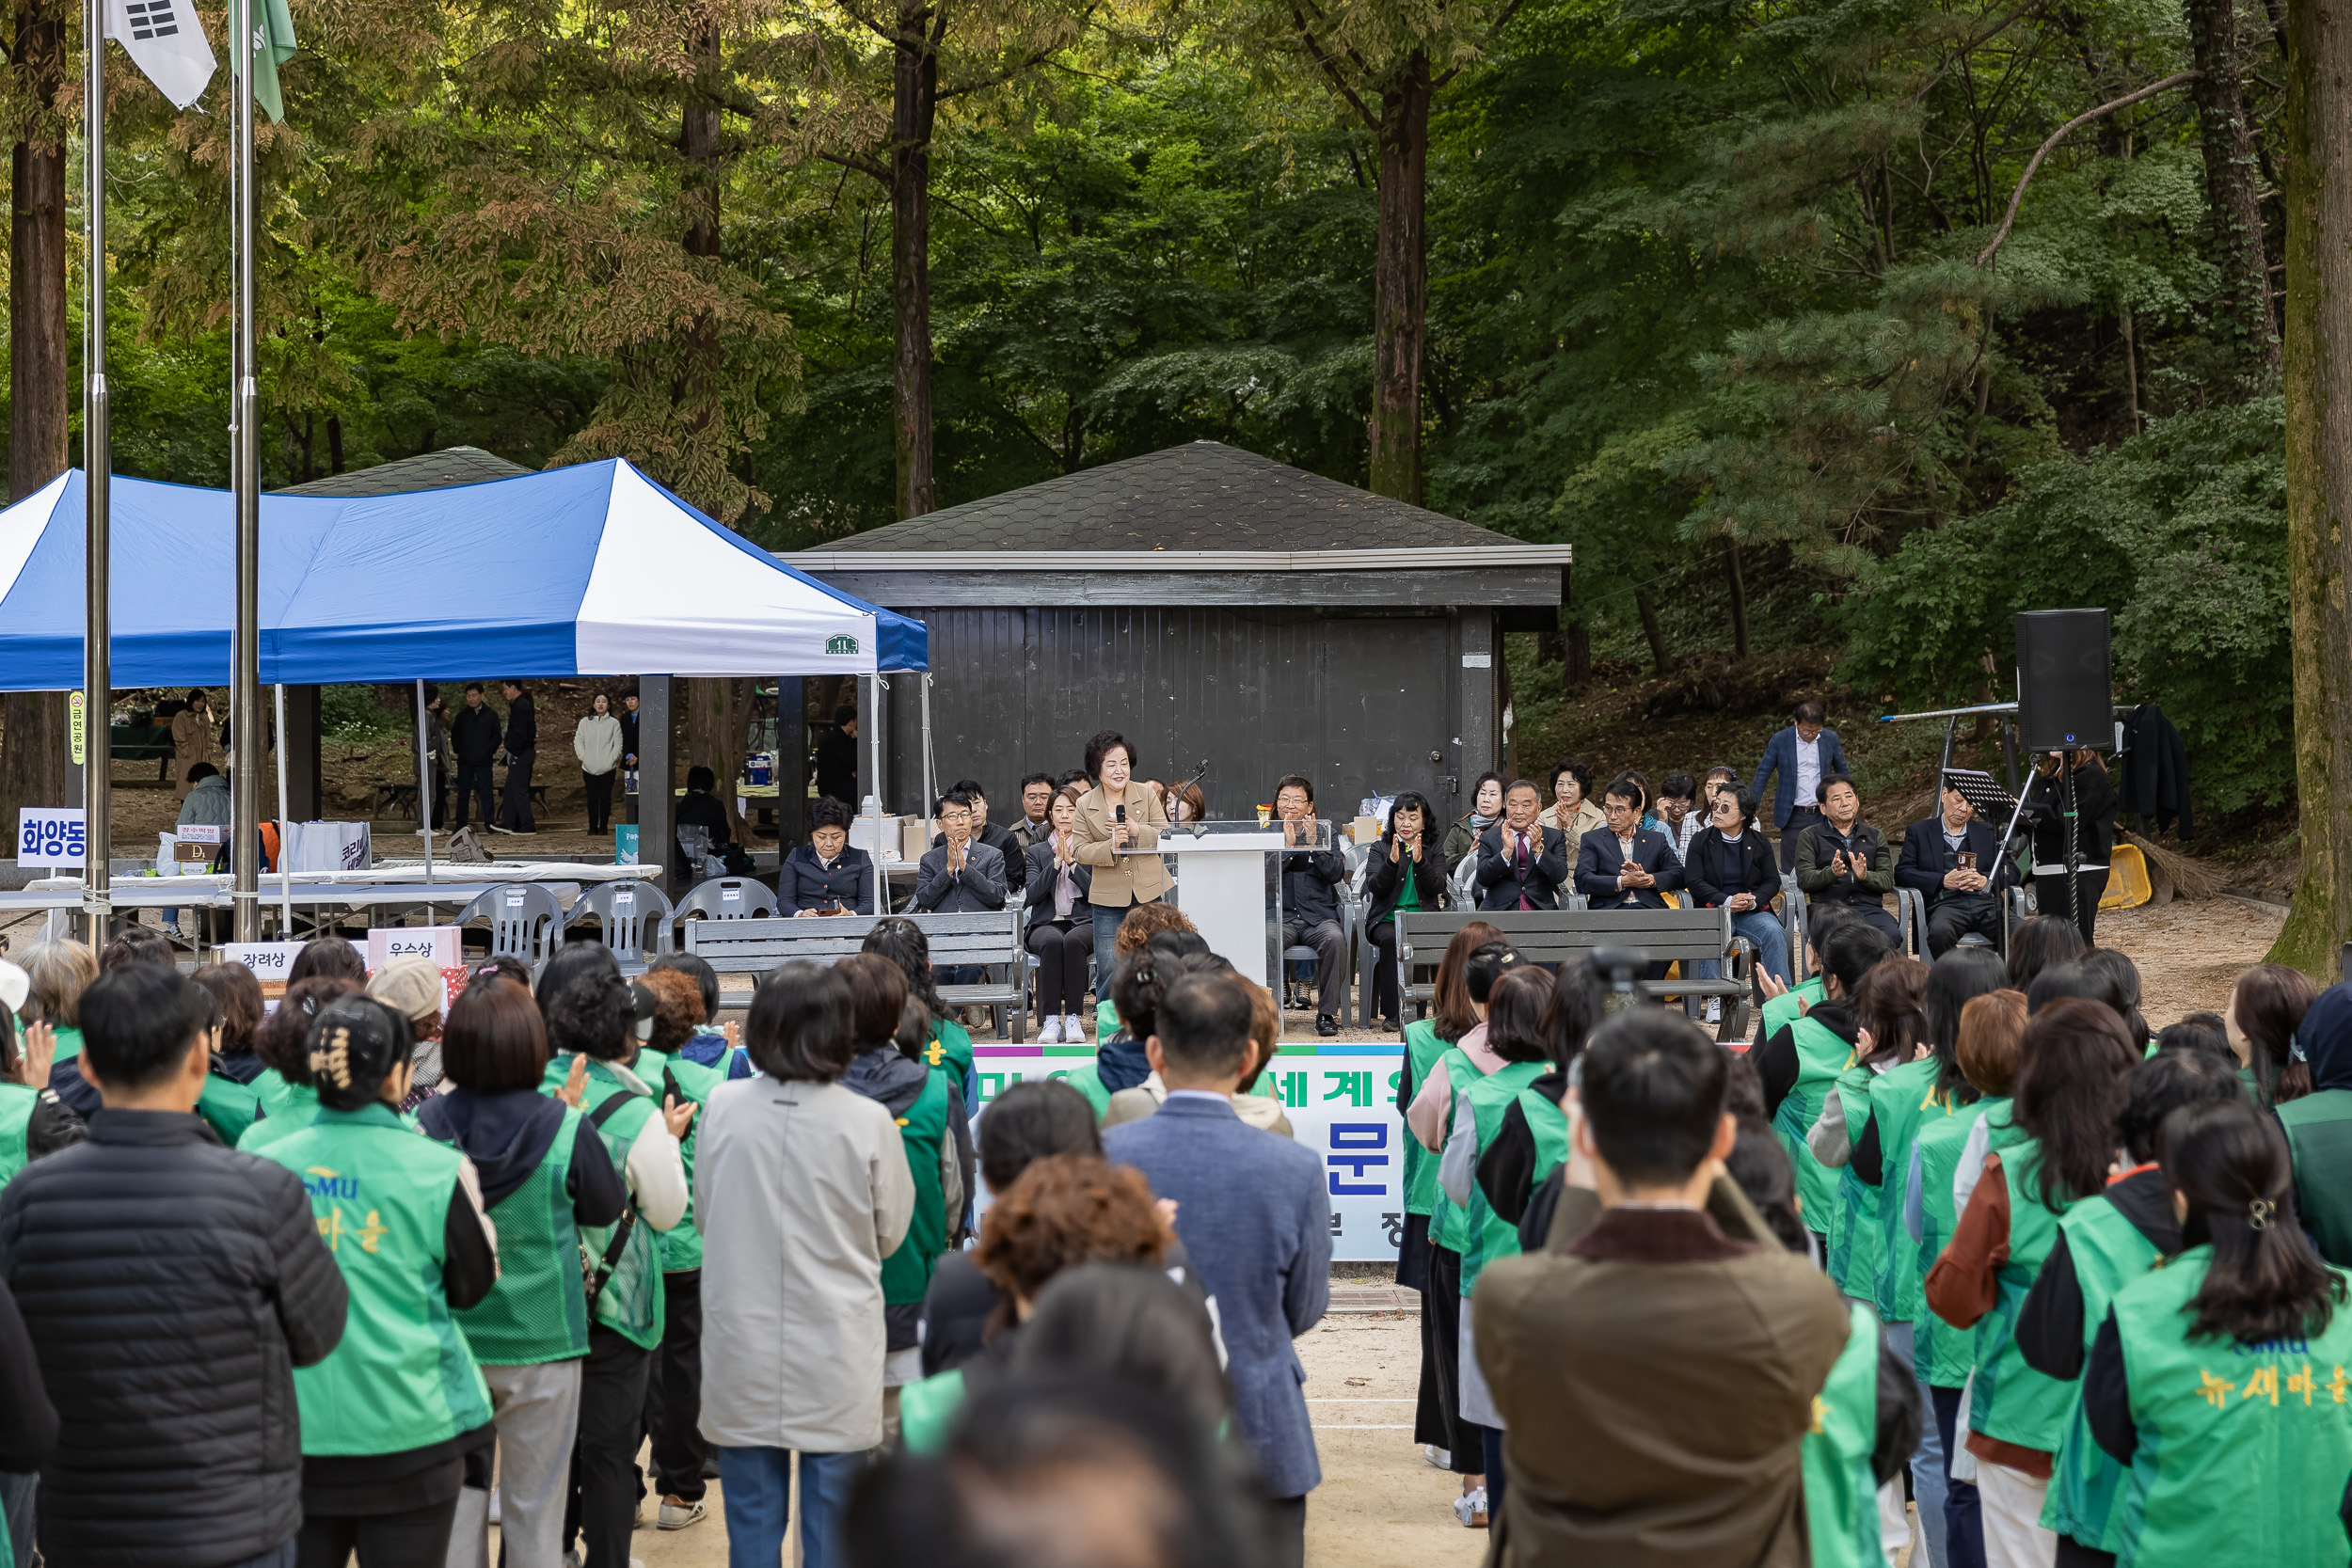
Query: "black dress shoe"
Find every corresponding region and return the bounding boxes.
[1316,1015,1340,1037]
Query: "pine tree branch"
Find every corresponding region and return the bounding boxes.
[1290,9,1377,131]
[1975,71,2196,266]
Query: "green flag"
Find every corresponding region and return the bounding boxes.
[242,0,296,121]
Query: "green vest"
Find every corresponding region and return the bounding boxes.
[1095,996,1120,1043]
[1803,1303,1890,1568]
[881,1069,953,1307]
[239,1080,321,1153]
[1773,1015,1856,1236]
[196,1066,263,1148]
[257,1103,494,1455]
[2277,1089,2352,1268]
[1055,1064,1112,1120]
[548,1054,667,1351]
[1915,1098,1997,1386]
[1432,1047,1488,1254]
[441,1104,592,1365]
[1823,1059,1883,1300]
[0,1083,36,1187]
[920,1018,974,1099]
[1456,1061,1548,1297]
[899,1366,965,1455]
[47,1024,81,1062]
[2040,1194,2163,1553]
[635,1049,721,1274]
[1762,977,1825,1041]
[1869,1061,1961,1324]
[1401,1021,1451,1219]
[1969,1136,2082,1451]
[2110,1245,2352,1566]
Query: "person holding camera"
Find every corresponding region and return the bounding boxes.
[1896,777,2013,957]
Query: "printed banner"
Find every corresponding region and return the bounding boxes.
[366,926,460,971]
[971,1040,1409,1262]
[16,808,86,867]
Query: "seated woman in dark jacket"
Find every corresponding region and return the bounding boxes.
[1025,787,1094,1044]
[1362,791,1450,1031]
[1681,786,1790,987]
[780,796,876,915]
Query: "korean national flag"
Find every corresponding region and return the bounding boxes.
[104,0,216,109]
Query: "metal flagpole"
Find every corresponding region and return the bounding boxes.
[866,673,885,915]
[272,684,293,929]
[920,673,934,830]
[414,680,435,887]
[81,0,111,946]
[229,0,261,941]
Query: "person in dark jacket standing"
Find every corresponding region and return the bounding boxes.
[418,687,450,831]
[1751,699,1851,870]
[1363,792,1448,1031]
[2025,750,2115,944]
[496,680,537,835]
[1273,774,1348,1037]
[449,684,502,832]
[815,705,859,808]
[0,963,349,1568]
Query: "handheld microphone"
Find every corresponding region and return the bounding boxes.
[1115,804,1126,824]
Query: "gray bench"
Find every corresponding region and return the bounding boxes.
[1394,907,1756,1042]
[683,909,1030,1042]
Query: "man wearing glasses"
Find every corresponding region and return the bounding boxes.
[915,790,1009,987]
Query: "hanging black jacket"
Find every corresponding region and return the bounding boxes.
[2116,704,2193,839]
[0,1110,348,1568]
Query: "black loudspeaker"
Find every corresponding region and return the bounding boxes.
[2016,610,2114,751]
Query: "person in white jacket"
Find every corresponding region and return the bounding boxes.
[573,692,626,835]
[695,960,912,1568]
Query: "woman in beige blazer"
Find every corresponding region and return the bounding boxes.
[1541,757,1605,841]
[1073,728,1170,987]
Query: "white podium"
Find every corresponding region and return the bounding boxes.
[1133,820,1335,990]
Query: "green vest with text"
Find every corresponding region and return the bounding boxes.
[634,1049,721,1274]
[921,1018,974,1101]
[1915,1098,1997,1386]
[2276,1088,2352,1268]
[2110,1245,2352,1566]
[1803,1303,1891,1568]
[1773,1014,1854,1236]
[2039,1194,2162,1554]
[259,1104,494,1455]
[444,1105,591,1365]
[1402,1020,1453,1219]
[1824,1059,1885,1300]
[547,1055,666,1350]
[1872,1068,1965,1324]
[1969,1135,2082,1451]
[1456,1060,1548,1296]
[882,1068,953,1307]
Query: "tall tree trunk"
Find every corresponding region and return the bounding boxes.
[1633,590,1675,675]
[1367,55,1430,504]
[1724,536,1750,658]
[686,678,754,847]
[2189,0,2281,384]
[1564,618,1592,688]
[2273,0,2352,978]
[891,8,939,519]
[1,0,72,850]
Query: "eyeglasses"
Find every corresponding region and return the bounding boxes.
[939,811,973,824]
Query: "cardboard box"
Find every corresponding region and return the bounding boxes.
[1347,816,1383,846]
[849,813,903,861]
[900,816,935,864]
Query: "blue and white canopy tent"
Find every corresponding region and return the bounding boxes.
[0,458,928,909]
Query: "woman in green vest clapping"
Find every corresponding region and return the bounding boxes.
[1926,998,2137,1568]
[2081,1097,2352,1566]
[252,992,499,1568]
[532,944,692,1568]
[419,974,628,1568]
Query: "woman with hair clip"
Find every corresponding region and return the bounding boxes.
[2016,1050,2243,1568]
[1363,791,1451,1032]
[253,993,499,1568]
[2080,1099,2352,1564]
[2273,980,2352,1269]
[240,974,364,1152]
[859,918,974,1110]
[2223,962,2316,1109]
[1437,962,1558,1525]
[1393,920,1501,1491]
[1757,921,1897,1243]
[2025,750,2116,946]
[1927,998,2139,1568]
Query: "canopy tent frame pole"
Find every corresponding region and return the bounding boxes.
[920,673,935,836]
[415,680,434,889]
[227,0,261,942]
[80,0,110,946]
[866,673,887,915]
[273,683,292,930]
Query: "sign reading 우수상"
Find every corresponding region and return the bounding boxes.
[17,808,87,867]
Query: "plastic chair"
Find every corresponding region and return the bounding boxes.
[455,883,564,976]
[674,877,780,927]
[565,880,675,975]
[1781,874,1810,981]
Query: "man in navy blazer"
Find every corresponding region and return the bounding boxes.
[1475,779,1571,911]
[1895,779,2014,956]
[1750,700,1850,871]
[1576,778,1687,911]
[1103,972,1331,1565]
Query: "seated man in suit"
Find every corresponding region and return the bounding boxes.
[1475,780,1571,911]
[1103,972,1331,1568]
[1896,777,2010,957]
[1574,775,1686,911]
[1474,1006,1851,1567]
[1792,774,1902,942]
[915,789,1009,987]
[931,777,1026,895]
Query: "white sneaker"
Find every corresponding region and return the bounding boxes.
[1064,1013,1086,1042]
[1705,998,1723,1025]
[1454,1486,1489,1528]
[1039,1014,1064,1045]
[658,1497,707,1531]
[1423,1444,1450,1468]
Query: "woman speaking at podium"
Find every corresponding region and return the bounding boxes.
[2026,750,2116,944]
[1073,730,1171,990]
